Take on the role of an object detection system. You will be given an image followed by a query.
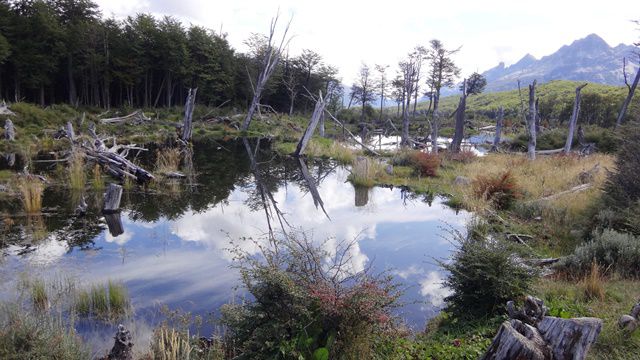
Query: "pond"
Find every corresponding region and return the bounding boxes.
[0,139,470,354]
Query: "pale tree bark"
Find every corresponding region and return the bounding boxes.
[181,88,197,142]
[564,83,588,154]
[242,15,292,131]
[295,91,326,156]
[431,93,440,154]
[491,106,504,152]
[527,80,537,160]
[451,78,467,153]
[616,56,640,129]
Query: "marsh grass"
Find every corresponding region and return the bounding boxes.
[16,176,44,213]
[91,164,105,190]
[348,157,384,187]
[151,326,193,360]
[31,279,48,311]
[73,281,130,319]
[155,147,182,174]
[68,151,86,190]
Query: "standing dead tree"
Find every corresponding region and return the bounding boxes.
[4,119,15,141]
[399,58,417,146]
[527,80,537,160]
[615,56,640,129]
[181,87,197,142]
[451,78,467,153]
[491,106,504,152]
[241,14,292,131]
[295,91,326,156]
[564,83,588,154]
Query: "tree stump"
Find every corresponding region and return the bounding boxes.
[4,119,15,141]
[101,324,133,360]
[103,184,123,213]
[104,212,124,238]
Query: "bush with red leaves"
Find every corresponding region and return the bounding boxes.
[409,151,440,177]
[472,171,521,210]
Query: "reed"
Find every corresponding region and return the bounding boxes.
[17,176,44,213]
[91,164,105,190]
[31,279,48,311]
[68,151,86,190]
[155,147,181,174]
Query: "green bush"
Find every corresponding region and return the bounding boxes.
[222,232,401,359]
[439,225,536,319]
[604,125,640,209]
[559,229,640,278]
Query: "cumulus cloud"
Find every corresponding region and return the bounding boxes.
[419,271,452,307]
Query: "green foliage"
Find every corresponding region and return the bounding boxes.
[439,224,537,319]
[73,281,130,319]
[559,230,640,279]
[604,125,640,210]
[222,231,401,359]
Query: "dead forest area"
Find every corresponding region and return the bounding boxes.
[1,1,640,359]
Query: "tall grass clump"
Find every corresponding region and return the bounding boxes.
[559,230,640,279]
[17,175,44,213]
[408,151,440,177]
[472,170,521,210]
[73,281,130,319]
[150,327,194,360]
[91,164,105,190]
[0,305,90,359]
[348,156,383,187]
[439,223,537,319]
[155,147,181,174]
[31,279,48,311]
[580,261,605,301]
[68,151,86,190]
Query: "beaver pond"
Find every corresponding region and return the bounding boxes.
[0,139,470,354]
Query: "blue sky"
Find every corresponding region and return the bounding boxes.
[95,0,638,83]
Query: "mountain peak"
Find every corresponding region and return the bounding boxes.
[571,33,609,49]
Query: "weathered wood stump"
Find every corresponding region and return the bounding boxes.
[100,324,133,360]
[618,301,640,332]
[4,119,15,141]
[104,212,124,237]
[482,296,602,360]
[103,184,123,213]
[181,87,197,142]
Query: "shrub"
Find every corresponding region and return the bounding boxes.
[472,171,521,210]
[222,231,401,359]
[444,150,477,164]
[439,224,536,319]
[603,126,640,209]
[408,151,440,177]
[559,229,640,279]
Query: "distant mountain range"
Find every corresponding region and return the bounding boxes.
[481,34,639,92]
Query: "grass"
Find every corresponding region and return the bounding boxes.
[348,156,385,187]
[150,326,194,360]
[73,281,130,320]
[16,175,44,213]
[68,151,86,190]
[30,279,48,311]
[91,164,105,190]
[581,261,606,301]
[155,147,182,175]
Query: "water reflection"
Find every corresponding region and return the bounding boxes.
[0,139,469,351]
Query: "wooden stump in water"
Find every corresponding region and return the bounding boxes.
[103,183,123,213]
[104,212,124,237]
[354,186,369,207]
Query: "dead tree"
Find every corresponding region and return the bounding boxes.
[564,83,588,154]
[451,78,467,153]
[100,324,133,360]
[241,15,292,131]
[295,91,326,156]
[4,119,15,141]
[616,56,640,129]
[491,106,504,152]
[527,80,537,160]
[100,110,151,125]
[297,157,329,219]
[181,88,197,142]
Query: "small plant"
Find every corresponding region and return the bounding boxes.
[91,164,105,190]
[107,281,129,317]
[17,175,44,213]
[408,151,440,177]
[73,281,130,319]
[151,326,193,360]
[439,223,537,319]
[31,279,48,311]
[581,261,605,301]
[472,171,521,210]
[348,156,383,187]
[75,289,91,316]
[155,147,182,174]
[68,151,86,190]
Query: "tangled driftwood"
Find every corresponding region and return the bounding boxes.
[482,295,602,360]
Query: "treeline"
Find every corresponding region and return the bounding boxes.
[0,0,342,111]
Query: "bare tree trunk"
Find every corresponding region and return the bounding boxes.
[412,86,418,116]
[431,92,440,154]
[491,106,503,152]
[4,119,15,141]
[616,60,640,129]
[527,80,537,160]
[295,92,326,156]
[564,83,588,154]
[535,98,541,134]
[319,111,325,137]
[451,79,467,153]
[181,88,197,142]
[517,79,527,126]
[166,72,172,107]
[103,183,123,213]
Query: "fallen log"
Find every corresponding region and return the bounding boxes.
[536,148,564,155]
[100,110,150,125]
[295,91,326,156]
[535,184,592,202]
[0,101,15,116]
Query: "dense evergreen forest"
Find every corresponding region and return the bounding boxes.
[0,0,343,111]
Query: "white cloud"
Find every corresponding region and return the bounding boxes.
[419,271,452,307]
[94,0,637,84]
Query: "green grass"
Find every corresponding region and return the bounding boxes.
[73,281,130,320]
[68,151,86,190]
[30,279,48,311]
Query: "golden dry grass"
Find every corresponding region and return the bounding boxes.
[17,176,44,213]
[155,147,182,175]
[68,151,86,190]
